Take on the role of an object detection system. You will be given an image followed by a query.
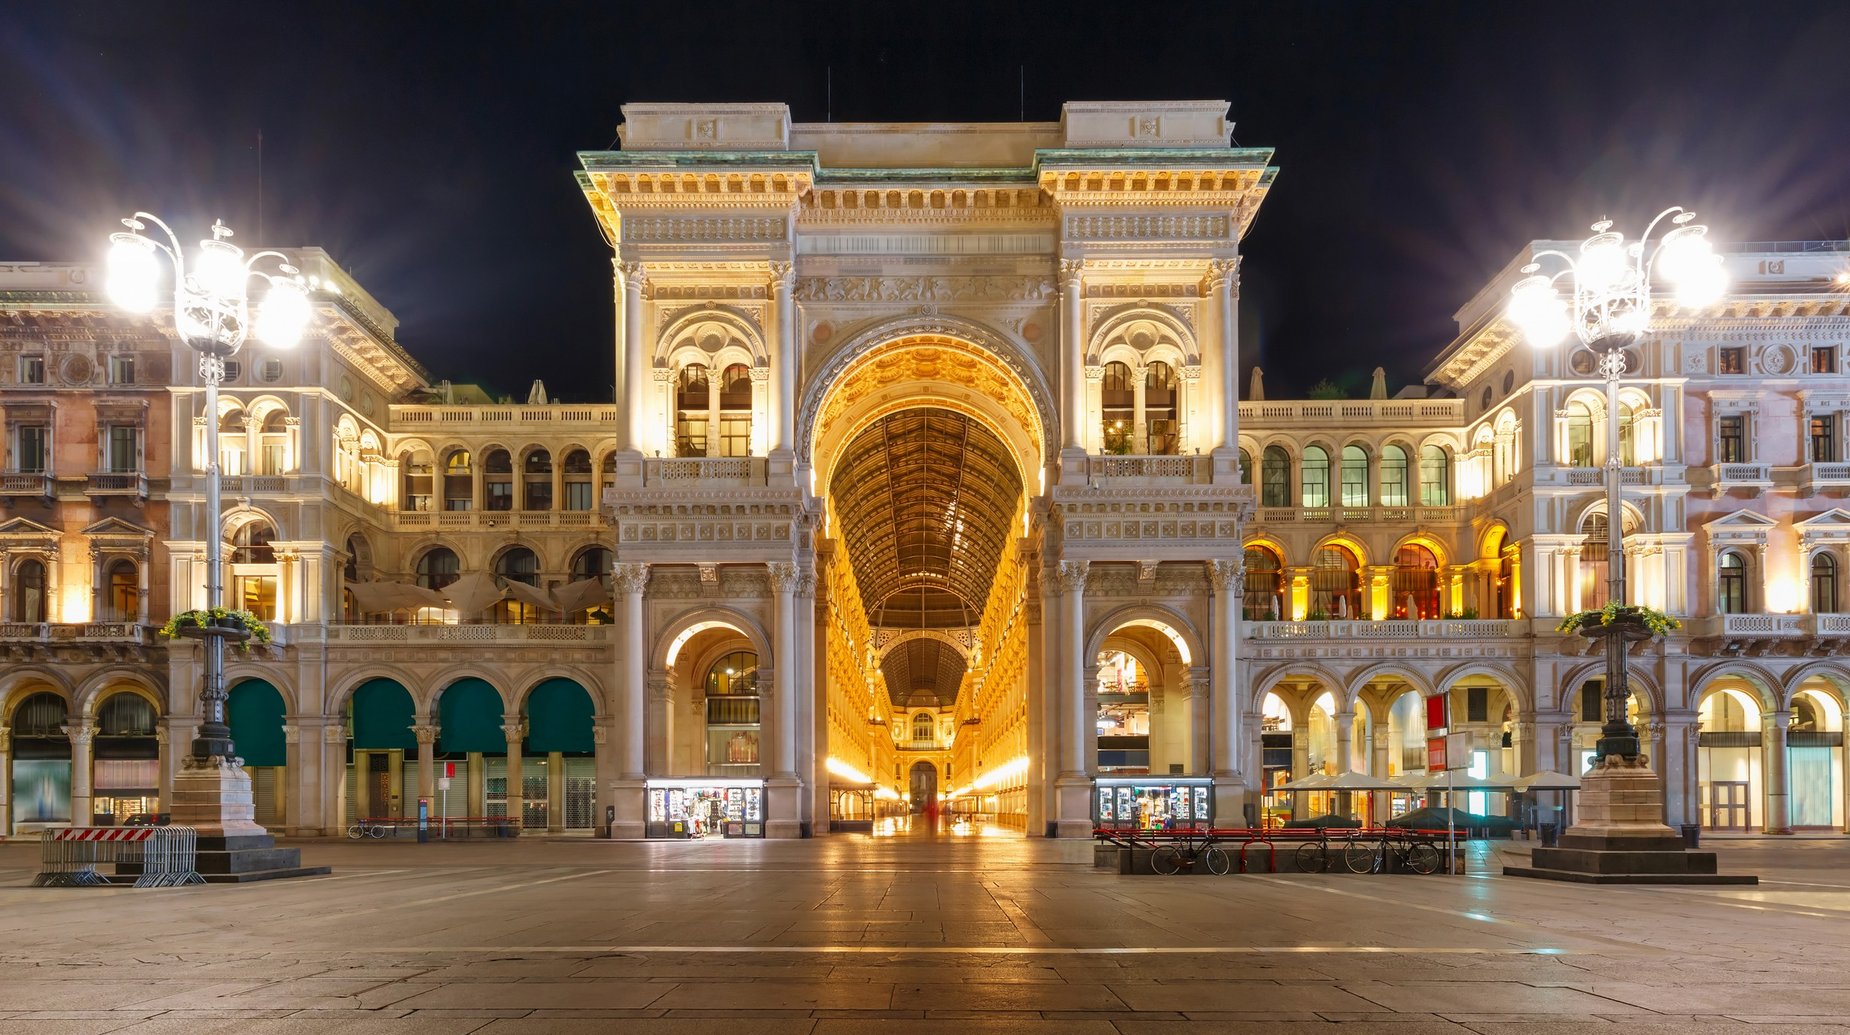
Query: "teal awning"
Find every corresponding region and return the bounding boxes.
[351,678,416,750]
[438,678,506,754]
[525,678,594,754]
[227,679,287,767]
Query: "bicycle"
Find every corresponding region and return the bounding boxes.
[1343,832,1440,875]
[347,817,390,840]
[1293,839,1329,873]
[1151,836,1232,875]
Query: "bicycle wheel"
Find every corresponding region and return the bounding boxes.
[1293,843,1327,873]
[1151,845,1183,875]
[370,824,388,839]
[1404,842,1441,875]
[347,824,363,840]
[1202,845,1232,875]
[1343,839,1379,874]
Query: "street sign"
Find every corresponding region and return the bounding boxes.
[1426,736,1447,772]
[1426,693,1448,733]
[437,777,452,791]
[444,762,456,779]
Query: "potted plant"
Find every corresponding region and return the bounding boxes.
[159,607,273,651]
[1556,602,1680,640]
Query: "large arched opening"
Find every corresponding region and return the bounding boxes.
[805,330,1050,837]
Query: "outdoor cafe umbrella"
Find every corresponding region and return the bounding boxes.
[1271,772,1333,793]
[442,572,505,618]
[552,576,612,616]
[1517,769,1582,831]
[344,580,449,615]
[502,578,558,615]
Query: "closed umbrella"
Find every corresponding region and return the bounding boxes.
[443,572,504,618]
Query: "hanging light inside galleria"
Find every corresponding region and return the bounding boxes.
[2,100,1848,844]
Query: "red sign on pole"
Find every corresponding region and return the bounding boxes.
[1425,693,1448,733]
[1426,736,1448,773]
[445,761,456,779]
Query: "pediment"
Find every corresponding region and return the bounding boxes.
[81,516,154,539]
[1704,509,1778,543]
[1796,508,1850,530]
[0,517,60,539]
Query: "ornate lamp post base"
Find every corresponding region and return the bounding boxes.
[167,756,328,882]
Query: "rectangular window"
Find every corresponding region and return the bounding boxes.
[1339,456,1369,508]
[1812,415,1839,463]
[1718,347,1746,374]
[565,482,593,511]
[1419,451,1449,506]
[485,481,513,511]
[15,425,49,472]
[106,425,139,473]
[18,355,46,384]
[1467,687,1488,723]
[1717,416,1745,464]
[1301,455,1330,508]
[235,575,277,621]
[1381,453,1409,507]
[1816,347,1839,374]
[1580,682,1603,723]
[221,360,241,382]
[107,354,135,385]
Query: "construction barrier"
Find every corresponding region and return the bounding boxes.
[31,827,204,888]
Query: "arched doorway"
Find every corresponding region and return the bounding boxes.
[525,678,598,832]
[9,691,71,833]
[348,678,416,825]
[228,679,288,828]
[436,678,507,827]
[909,760,938,811]
[91,689,160,826]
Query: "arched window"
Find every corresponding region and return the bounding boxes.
[1243,545,1283,620]
[1380,445,1409,507]
[1311,545,1361,618]
[1580,513,1611,609]
[401,449,433,512]
[1813,553,1838,614]
[522,448,552,511]
[1718,551,1749,615]
[1101,361,1134,453]
[230,521,276,565]
[496,546,540,623]
[1392,544,1440,619]
[98,693,156,737]
[14,558,46,623]
[1145,361,1178,455]
[416,547,460,591]
[483,449,513,511]
[106,559,138,622]
[705,650,761,771]
[1565,401,1594,467]
[571,546,612,584]
[1301,446,1331,508]
[442,449,472,512]
[562,449,594,511]
[912,712,935,744]
[718,363,753,457]
[258,411,289,475]
[1419,445,1450,506]
[1239,449,1252,485]
[676,364,710,457]
[1261,446,1291,508]
[219,409,247,476]
[1340,445,1370,508]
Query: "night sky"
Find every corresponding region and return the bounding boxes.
[3,1,1847,403]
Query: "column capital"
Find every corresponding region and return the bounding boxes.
[1053,560,1089,594]
[1206,559,1244,594]
[324,724,349,744]
[619,261,647,286]
[1058,258,1084,284]
[500,722,528,745]
[613,562,650,594]
[62,722,96,745]
[768,260,794,287]
[411,724,440,746]
[767,562,799,593]
[647,679,673,702]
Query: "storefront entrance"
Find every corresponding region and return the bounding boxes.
[1703,781,1750,830]
[1093,777,1213,831]
[646,779,765,838]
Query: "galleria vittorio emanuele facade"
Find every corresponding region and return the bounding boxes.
[1,101,1847,841]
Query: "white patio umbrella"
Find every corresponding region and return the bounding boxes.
[1516,770,1582,791]
[1271,772,1333,793]
[553,577,612,616]
[345,580,450,614]
[443,572,505,618]
[502,578,558,615]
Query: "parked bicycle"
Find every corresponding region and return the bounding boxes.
[1343,832,1441,875]
[1151,837,1232,875]
[347,817,391,840]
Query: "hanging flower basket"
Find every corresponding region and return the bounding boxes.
[1556,603,1679,641]
[159,607,271,651]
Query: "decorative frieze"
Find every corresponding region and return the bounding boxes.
[624,216,788,243]
[791,276,1054,304]
[1064,214,1231,241]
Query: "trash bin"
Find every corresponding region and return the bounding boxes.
[1679,823,1700,848]
[1538,824,1560,848]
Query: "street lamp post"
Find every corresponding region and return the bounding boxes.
[106,214,309,765]
[1506,208,1726,761]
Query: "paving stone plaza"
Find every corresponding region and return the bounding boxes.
[0,833,1846,1033]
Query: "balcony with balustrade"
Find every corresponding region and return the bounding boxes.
[0,623,154,645]
[1799,462,1850,497]
[1690,612,1850,645]
[0,471,52,497]
[1244,618,1528,641]
[84,471,149,500]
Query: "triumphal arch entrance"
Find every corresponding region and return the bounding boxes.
[581,101,1273,838]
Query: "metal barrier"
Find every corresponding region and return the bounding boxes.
[31,827,203,888]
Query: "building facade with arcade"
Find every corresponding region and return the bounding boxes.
[1,102,1848,840]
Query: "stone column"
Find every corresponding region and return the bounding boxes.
[1058,260,1086,477]
[1371,726,1393,823]
[1763,709,1792,834]
[323,724,347,835]
[590,721,617,833]
[1200,258,1239,465]
[766,562,802,838]
[154,724,174,819]
[1052,559,1092,835]
[386,750,405,819]
[1334,709,1356,819]
[89,546,104,624]
[65,722,95,826]
[802,564,826,836]
[617,262,646,455]
[1185,665,1210,776]
[1024,556,1049,835]
[1206,560,1247,823]
[0,725,11,834]
[769,261,796,467]
[135,550,150,625]
[645,677,674,775]
[1290,725,1310,819]
[467,751,485,817]
[412,724,439,815]
[1130,364,1148,454]
[611,562,649,839]
[502,722,527,833]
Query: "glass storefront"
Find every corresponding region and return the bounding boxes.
[646,779,765,838]
[1093,777,1212,831]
